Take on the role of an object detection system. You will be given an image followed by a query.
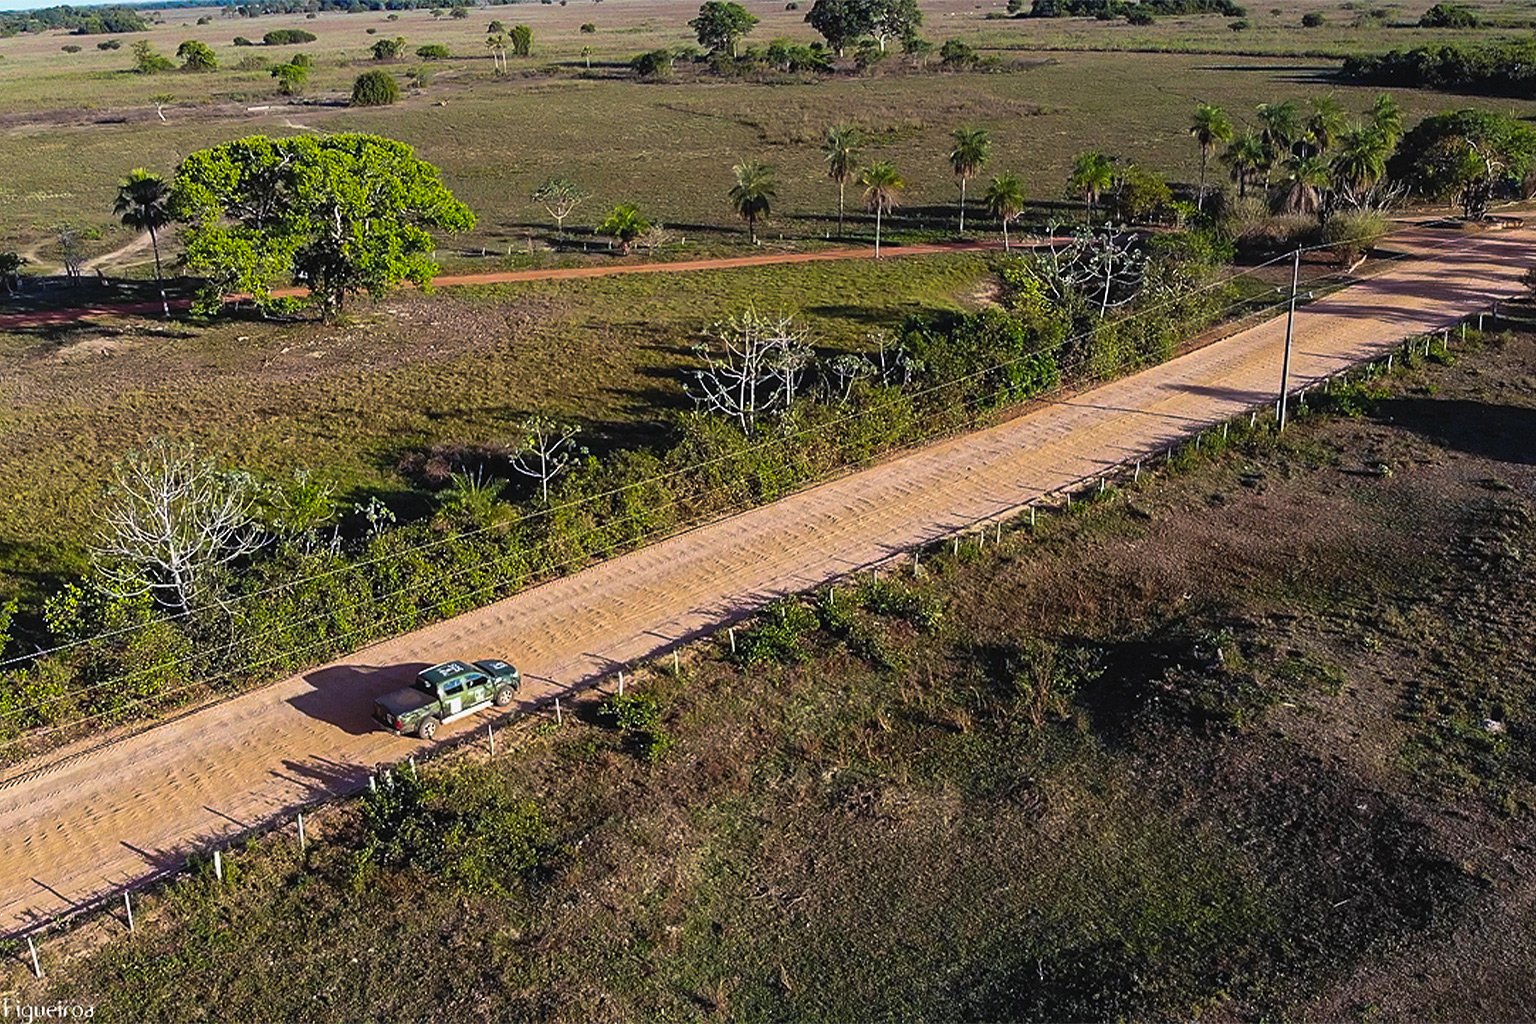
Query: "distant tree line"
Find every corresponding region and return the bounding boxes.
[0,4,148,36]
[1022,0,1245,17]
[1342,39,1536,97]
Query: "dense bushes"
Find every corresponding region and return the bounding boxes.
[1343,39,1536,96]
[263,28,317,45]
[351,69,399,105]
[0,231,1231,747]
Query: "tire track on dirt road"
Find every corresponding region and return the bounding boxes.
[0,224,1529,934]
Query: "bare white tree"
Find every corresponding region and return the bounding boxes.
[92,439,265,613]
[687,309,815,434]
[511,415,586,502]
[1029,221,1149,316]
[638,222,676,256]
[827,352,874,404]
[531,178,590,238]
[872,330,922,387]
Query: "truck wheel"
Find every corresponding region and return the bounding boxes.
[418,717,439,741]
[493,685,515,707]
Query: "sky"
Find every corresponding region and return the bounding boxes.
[0,1,167,13]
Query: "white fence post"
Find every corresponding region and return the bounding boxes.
[555,697,563,725]
[213,849,223,883]
[487,724,496,757]
[124,891,135,933]
[27,936,41,978]
[297,813,306,853]
[617,670,625,696]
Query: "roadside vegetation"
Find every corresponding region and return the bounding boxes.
[19,325,1536,1020]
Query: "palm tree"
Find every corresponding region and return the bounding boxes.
[1279,154,1333,224]
[1222,129,1267,198]
[1188,103,1233,211]
[948,125,991,234]
[1370,92,1404,145]
[486,33,508,73]
[860,161,904,258]
[598,202,651,254]
[728,160,776,244]
[113,167,172,317]
[1306,95,1347,156]
[1256,100,1304,167]
[1332,124,1389,200]
[823,125,863,237]
[983,171,1026,251]
[1068,150,1115,217]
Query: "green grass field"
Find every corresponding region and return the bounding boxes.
[3,0,1533,262]
[0,252,987,595]
[20,328,1536,1020]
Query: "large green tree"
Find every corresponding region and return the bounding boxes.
[728,160,776,243]
[1188,103,1233,210]
[948,125,991,234]
[1221,129,1267,198]
[1388,108,1536,220]
[689,0,758,57]
[170,133,475,319]
[804,0,867,56]
[113,168,173,317]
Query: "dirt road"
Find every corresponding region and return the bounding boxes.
[0,239,1005,330]
[0,224,1528,934]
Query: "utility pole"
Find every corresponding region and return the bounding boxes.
[1277,247,1300,430]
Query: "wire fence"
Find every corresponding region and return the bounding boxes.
[0,288,1523,972]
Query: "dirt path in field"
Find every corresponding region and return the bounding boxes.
[0,224,1529,934]
[0,239,1010,329]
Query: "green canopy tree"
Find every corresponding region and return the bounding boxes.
[1331,125,1391,201]
[1256,100,1304,165]
[1188,103,1232,210]
[509,24,533,56]
[983,170,1026,250]
[1068,150,1114,216]
[822,124,863,236]
[728,160,776,243]
[170,133,475,320]
[1387,108,1536,220]
[689,0,758,57]
[860,160,904,257]
[867,0,920,52]
[114,167,174,317]
[1306,95,1347,155]
[948,125,991,234]
[804,0,867,56]
[1277,154,1333,223]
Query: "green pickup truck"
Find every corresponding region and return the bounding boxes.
[373,659,522,740]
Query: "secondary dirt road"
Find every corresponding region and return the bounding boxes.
[0,224,1529,934]
[0,239,1006,330]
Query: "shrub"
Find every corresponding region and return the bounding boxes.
[131,40,174,73]
[1229,17,1249,28]
[176,39,218,71]
[858,577,943,632]
[580,21,596,32]
[235,54,268,70]
[1323,210,1388,267]
[1418,2,1478,27]
[450,5,468,17]
[509,24,532,56]
[351,69,399,106]
[940,38,978,69]
[61,43,81,52]
[270,60,310,94]
[263,28,317,45]
[1300,10,1324,25]
[599,691,674,761]
[96,39,122,49]
[631,47,675,78]
[735,597,820,665]
[1127,8,1155,24]
[371,35,405,60]
[232,35,253,46]
[415,43,451,59]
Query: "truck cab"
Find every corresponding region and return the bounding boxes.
[373,658,522,740]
